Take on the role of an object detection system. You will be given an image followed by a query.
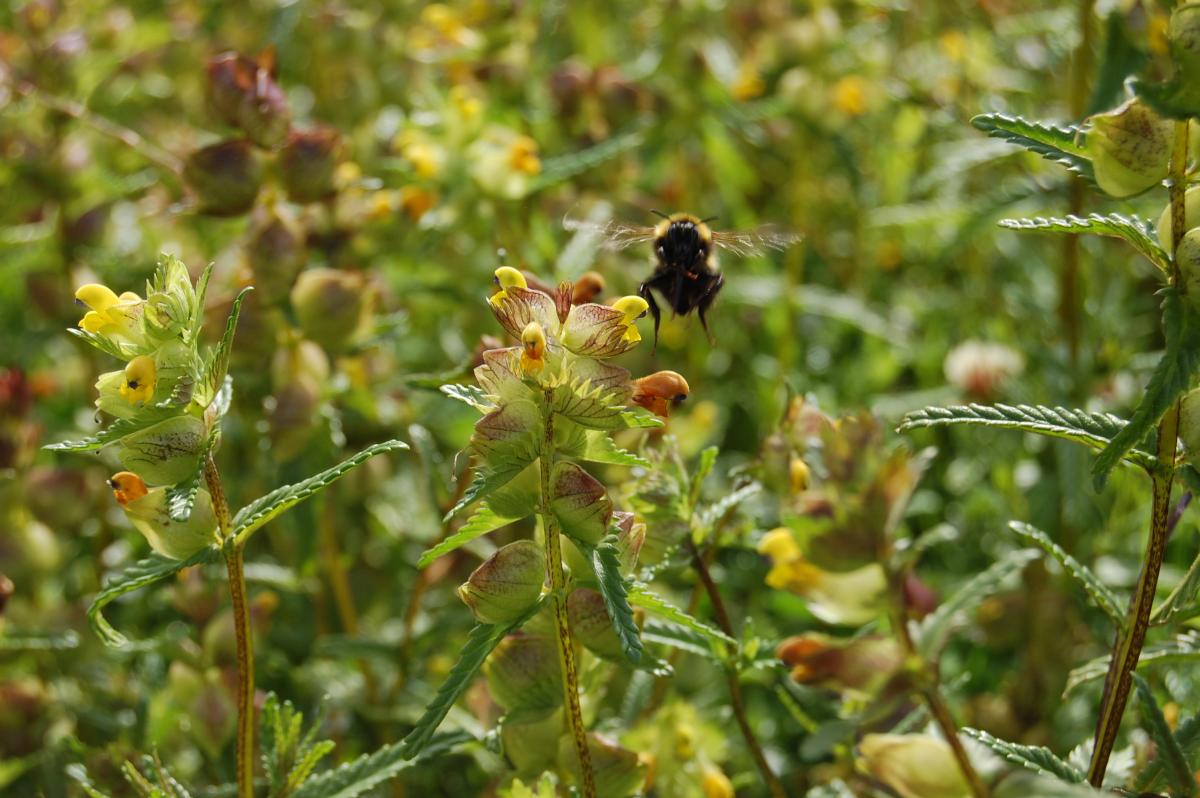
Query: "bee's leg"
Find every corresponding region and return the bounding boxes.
[638,280,663,353]
[696,272,724,346]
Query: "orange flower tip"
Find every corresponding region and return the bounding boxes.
[108,471,148,505]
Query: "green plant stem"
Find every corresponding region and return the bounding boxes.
[319,490,378,703]
[539,391,596,798]
[886,567,988,798]
[206,456,255,798]
[1087,119,1190,787]
[1060,0,1094,371]
[684,538,789,798]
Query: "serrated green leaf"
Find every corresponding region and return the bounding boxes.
[440,383,496,412]
[529,128,643,190]
[697,483,761,533]
[68,326,139,361]
[998,214,1169,275]
[1153,545,1200,626]
[166,417,222,523]
[190,263,215,344]
[197,286,251,407]
[1094,289,1200,489]
[1135,675,1197,797]
[641,619,719,660]
[399,600,544,758]
[290,732,471,798]
[87,546,220,647]
[578,429,649,467]
[65,764,113,798]
[1066,632,1200,694]
[232,440,407,545]
[917,549,1038,657]
[418,501,528,568]
[588,540,643,664]
[0,629,80,651]
[1008,521,1122,625]
[1137,706,1200,792]
[550,378,626,430]
[961,728,1085,783]
[44,406,180,452]
[444,460,532,521]
[971,113,1094,182]
[627,583,736,649]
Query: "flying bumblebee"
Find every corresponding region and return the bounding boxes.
[565,211,800,348]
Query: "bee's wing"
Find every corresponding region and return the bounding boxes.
[563,215,657,251]
[711,226,802,257]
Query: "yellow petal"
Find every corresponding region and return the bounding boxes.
[119,355,157,404]
[758,527,801,561]
[611,295,649,324]
[75,283,120,312]
[79,310,108,333]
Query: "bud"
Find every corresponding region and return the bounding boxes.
[943,340,1023,401]
[268,380,321,461]
[549,462,613,545]
[116,415,206,485]
[857,734,971,798]
[500,709,562,775]
[572,271,605,305]
[1156,185,1200,251]
[566,587,624,660]
[557,733,647,798]
[457,540,545,625]
[1086,98,1172,198]
[290,268,369,350]
[701,767,735,798]
[613,511,645,571]
[279,128,342,203]
[184,140,263,216]
[631,370,690,418]
[777,633,903,695]
[206,51,290,149]
[110,472,219,559]
[1177,228,1200,302]
[246,204,307,304]
[484,632,563,712]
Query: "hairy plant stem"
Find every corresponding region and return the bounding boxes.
[1087,120,1190,787]
[539,391,596,798]
[205,455,255,798]
[885,566,988,798]
[684,538,789,798]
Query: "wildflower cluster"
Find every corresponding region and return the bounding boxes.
[52,257,243,559]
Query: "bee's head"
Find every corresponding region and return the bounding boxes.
[655,215,711,269]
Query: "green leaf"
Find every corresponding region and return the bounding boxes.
[627,583,736,649]
[961,728,1085,783]
[1008,521,1122,625]
[44,406,179,452]
[440,383,496,413]
[641,619,720,660]
[696,483,762,533]
[418,501,527,568]
[970,113,1093,182]
[900,403,1158,474]
[577,429,650,468]
[998,214,1169,275]
[1066,632,1200,694]
[689,446,719,507]
[1134,75,1200,122]
[1094,289,1200,489]
[917,549,1038,657]
[588,540,643,664]
[993,773,1110,798]
[65,764,113,798]
[399,600,544,758]
[87,546,220,647]
[190,263,215,344]
[166,415,223,523]
[290,732,471,798]
[550,378,627,430]
[232,440,407,545]
[443,460,532,521]
[1137,706,1200,792]
[1135,675,1197,797]
[197,286,251,407]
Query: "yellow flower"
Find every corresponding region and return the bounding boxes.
[108,471,149,506]
[76,283,144,342]
[520,321,546,376]
[701,767,735,798]
[449,84,483,121]
[119,355,157,405]
[507,135,542,176]
[757,527,887,624]
[490,266,528,306]
[611,295,649,343]
[831,75,868,116]
[399,185,438,220]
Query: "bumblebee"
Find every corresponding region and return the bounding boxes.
[566,211,799,348]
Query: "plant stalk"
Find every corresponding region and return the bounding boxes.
[685,538,789,798]
[1087,119,1190,787]
[206,456,255,798]
[539,391,596,798]
[886,567,988,798]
